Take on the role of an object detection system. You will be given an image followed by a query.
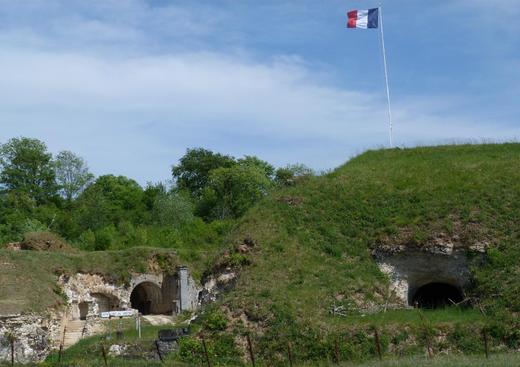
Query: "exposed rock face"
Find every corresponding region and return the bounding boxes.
[60,269,201,323]
[0,267,202,364]
[0,312,63,364]
[374,242,485,307]
[60,273,132,321]
[199,269,237,305]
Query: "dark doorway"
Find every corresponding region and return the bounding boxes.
[130,282,162,315]
[412,282,463,309]
[78,302,89,320]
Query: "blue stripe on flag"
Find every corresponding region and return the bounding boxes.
[367,8,379,28]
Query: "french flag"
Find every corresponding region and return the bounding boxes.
[347,8,379,29]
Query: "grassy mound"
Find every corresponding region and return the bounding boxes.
[200,143,520,362]
[0,247,181,315]
[4,143,520,365]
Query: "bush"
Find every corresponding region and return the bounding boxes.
[21,231,73,252]
[178,336,205,364]
[448,324,482,354]
[204,310,228,331]
[94,225,117,251]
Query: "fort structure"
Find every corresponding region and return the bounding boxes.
[0,266,201,363]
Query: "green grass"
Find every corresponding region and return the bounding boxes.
[5,143,520,365]
[225,143,520,320]
[38,317,519,367]
[41,319,199,367]
[0,247,183,314]
[344,307,484,326]
[199,143,520,361]
[40,315,517,367]
[0,219,232,315]
[343,353,520,367]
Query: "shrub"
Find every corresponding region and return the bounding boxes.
[21,231,73,252]
[204,310,228,331]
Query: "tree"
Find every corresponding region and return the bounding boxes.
[172,148,236,199]
[202,164,273,220]
[76,175,145,230]
[0,137,57,204]
[275,163,315,187]
[237,156,275,180]
[143,182,168,211]
[55,150,94,201]
[152,191,194,227]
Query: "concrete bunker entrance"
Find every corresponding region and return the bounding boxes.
[410,282,463,309]
[130,282,162,315]
[374,246,476,309]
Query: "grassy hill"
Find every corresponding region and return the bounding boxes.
[0,225,227,315]
[4,143,520,365]
[0,247,182,315]
[198,143,520,363]
[226,143,520,309]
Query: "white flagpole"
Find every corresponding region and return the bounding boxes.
[378,5,394,148]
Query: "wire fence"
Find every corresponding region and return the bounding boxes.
[2,318,514,366]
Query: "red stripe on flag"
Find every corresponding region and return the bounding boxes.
[347,10,358,28]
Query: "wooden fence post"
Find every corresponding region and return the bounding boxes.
[246,333,256,367]
[334,337,340,364]
[201,336,211,367]
[426,342,433,359]
[58,343,63,365]
[10,336,14,367]
[482,328,489,359]
[100,344,108,367]
[417,310,433,359]
[373,327,383,361]
[287,342,294,367]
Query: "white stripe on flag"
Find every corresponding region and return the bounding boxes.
[356,10,368,29]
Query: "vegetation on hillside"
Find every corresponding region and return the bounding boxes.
[0,138,314,252]
[0,136,313,315]
[3,140,520,365]
[0,247,182,315]
[187,143,520,363]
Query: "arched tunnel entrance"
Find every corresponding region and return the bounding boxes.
[130,282,162,315]
[411,282,463,309]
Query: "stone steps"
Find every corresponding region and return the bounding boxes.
[63,320,87,348]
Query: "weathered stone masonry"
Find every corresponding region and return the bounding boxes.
[0,266,201,363]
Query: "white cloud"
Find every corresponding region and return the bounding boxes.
[0,1,518,183]
[1,46,517,183]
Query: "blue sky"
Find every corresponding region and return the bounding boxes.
[0,0,519,184]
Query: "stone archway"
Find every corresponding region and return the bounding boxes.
[410,282,463,309]
[374,245,479,308]
[130,282,162,315]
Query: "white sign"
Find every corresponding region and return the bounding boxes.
[100,310,135,318]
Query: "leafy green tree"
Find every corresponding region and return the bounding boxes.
[143,182,170,212]
[55,150,94,201]
[172,148,236,199]
[152,191,194,227]
[75,175,145,230]
[0,137,57,204]
[202,164,272,220]
[275,163,315,186]
[237,156,275,180]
